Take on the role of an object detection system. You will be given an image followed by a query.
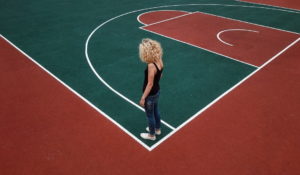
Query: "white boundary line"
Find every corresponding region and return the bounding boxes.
[85,3,300,151]
[216,29,259,46]
[137,10,192,26]
[140,27,259,68]
[149,37,300,151]
[137,10,191,25]
[236,0,300,13]
[0,35,152,151]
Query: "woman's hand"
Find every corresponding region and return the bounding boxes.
[139,97,145,107]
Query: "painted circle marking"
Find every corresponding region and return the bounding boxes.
[217,29,260,46]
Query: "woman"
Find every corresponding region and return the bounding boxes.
[139,38,164,141]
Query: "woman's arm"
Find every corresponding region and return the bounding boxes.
[139,63,156,107]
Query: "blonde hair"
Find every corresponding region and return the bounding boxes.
[139,38,163,63]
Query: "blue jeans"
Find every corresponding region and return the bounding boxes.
[145,91,161,135]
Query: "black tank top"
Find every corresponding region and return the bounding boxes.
[142,63,163,96]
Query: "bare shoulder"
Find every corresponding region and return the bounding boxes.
[148,63,157,75]
[148,63,155,69]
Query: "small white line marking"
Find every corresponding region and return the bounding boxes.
[139,11,193,27]
[216,28,259,46]
[137,10,190,26]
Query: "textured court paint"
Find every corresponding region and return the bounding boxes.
[1,1,299,147]
[137,10,190,25]
[238,0,300,11]
[1,27,300,175]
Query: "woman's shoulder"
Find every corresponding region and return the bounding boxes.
[155,61,163,71]
[148,61,163,70]
[148,63,156,68]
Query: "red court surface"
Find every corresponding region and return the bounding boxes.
[1,31,300,174]
[141,12,300,67]
[238,0,300,11]
[138,10,189,25]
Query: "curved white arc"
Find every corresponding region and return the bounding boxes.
[84,5,180,131]
[84,10,144,111]
[217,29,259,46]
[85,11,147,113]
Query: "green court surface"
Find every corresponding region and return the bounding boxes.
[1,0,299,148]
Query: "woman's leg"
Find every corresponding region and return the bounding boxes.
[145,98,155,136]
[153,101,161,130]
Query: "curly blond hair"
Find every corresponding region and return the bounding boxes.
[139,38,163,63]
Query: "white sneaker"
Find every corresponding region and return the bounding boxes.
[140,133,156,141]
[146,127,161,135]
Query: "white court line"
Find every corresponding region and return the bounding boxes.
[217,29,259,46]
[138,10,193,27]
[137,10,191,26]
[196,11,300,35]
[149,37,300,151]
[140,27,259,68]
[236,0,300,13]
[85,3,300,151]
[0,35,153,151]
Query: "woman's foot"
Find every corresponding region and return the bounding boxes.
[140,133,156,141]
[146,127,161,135]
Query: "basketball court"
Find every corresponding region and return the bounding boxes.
[1,0,299,174]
